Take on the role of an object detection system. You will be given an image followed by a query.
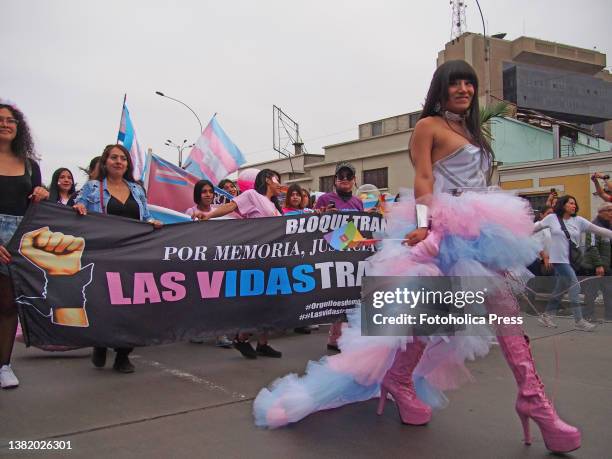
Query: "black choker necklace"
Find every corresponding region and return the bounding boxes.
[336,190,353,201]
[443,110,467,122]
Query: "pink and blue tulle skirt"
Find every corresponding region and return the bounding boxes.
[254,189,539,428]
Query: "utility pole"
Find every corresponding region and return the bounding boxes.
[450,0,467,40]
[474,0,491,105]
[165,139,194,168]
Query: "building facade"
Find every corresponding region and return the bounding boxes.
[498,151,612,219]
[242,112,420,195]
[238,35,612,218]
[437,33,612,140]
[491,116,610,164]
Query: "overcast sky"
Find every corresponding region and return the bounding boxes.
[3,0,611,185]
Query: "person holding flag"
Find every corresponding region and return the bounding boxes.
[314,162,363,352]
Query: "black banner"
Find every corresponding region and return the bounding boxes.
[8,202,384,348]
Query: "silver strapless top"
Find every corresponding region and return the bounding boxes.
[432,144,492,194]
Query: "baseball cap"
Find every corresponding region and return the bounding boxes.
[335,162,356,177]
[598,202,612,212]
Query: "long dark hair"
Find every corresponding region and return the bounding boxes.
[193,179,214,205]
[285,184,303,210]
[48,168,76,202]
[98,144,135,182]
[0,103,38,160]
[420,60,492,160]
[254,169,282,213]
[218,178,238,194]
[554,195,579,218]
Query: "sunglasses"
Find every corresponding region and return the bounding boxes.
[336,174,354,181]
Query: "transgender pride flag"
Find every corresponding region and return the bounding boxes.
[117,97,146,180]
[183,116,246,183]
[145,154,233,214]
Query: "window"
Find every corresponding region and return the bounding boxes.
[371,121,383,136]
[319,175,335,193]
[409,112,421,128]
[363,168,388,189]
[519,193,549,213]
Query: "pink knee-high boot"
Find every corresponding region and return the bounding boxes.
[327,321,343,350]
[497,335,581,453]
[491,285,581,453]
[377,340,432,425]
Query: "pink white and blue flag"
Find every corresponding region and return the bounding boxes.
[183,116,246,183]
[145,153,233,217]
[117,98,146,180]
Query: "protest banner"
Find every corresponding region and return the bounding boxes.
[8,202,384,348]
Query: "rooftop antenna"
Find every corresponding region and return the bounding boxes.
[273,105,307,177]
[450,0,468,40]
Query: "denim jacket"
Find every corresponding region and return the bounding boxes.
[75,179,152,222]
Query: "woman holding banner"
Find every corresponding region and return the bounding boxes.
[254,61,583,454]
[0,101,49,389]
[197,169,283,359]
[48,167,77,207]
[282,184,314,215]
[74,144,161,373]
[282,184,316,335]
[186,179,217,218]
[186,179,233,348]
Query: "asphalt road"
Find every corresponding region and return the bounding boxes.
[2,316,611,459]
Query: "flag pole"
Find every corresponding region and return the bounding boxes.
[143,149,153,194]
[117,93,127,143]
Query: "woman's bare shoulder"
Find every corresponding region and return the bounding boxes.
[413,116,443,135]
[415,116,442,127]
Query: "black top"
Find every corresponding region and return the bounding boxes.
[0,160,42,216]
[106,193,140,220]
[56,195,76,207]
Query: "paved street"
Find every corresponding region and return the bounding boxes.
[2,316,611,459]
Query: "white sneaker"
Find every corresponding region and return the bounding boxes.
[574,319,596,332]
[0,365,19,389]
[538,313,558,328]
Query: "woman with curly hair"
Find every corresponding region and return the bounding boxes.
[0,102,49,389]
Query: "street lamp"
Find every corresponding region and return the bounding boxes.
[155,91,204,135]
[165,138,194,168]
[474,0,491,105]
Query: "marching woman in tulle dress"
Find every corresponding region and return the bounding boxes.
[253,60,583,454]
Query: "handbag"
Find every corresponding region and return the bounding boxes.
[557,215,583,272]
[99,180,106,214]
